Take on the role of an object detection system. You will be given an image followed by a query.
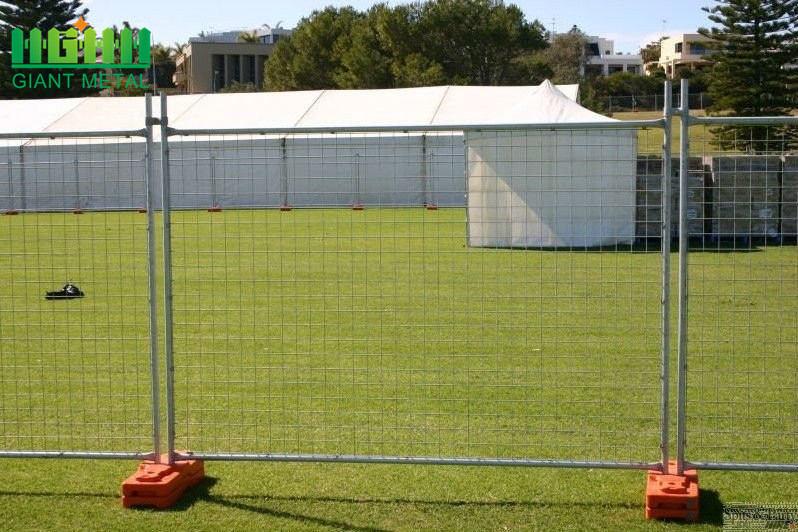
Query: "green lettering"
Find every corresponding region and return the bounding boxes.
[82,73,98,88]
[12,73,25,88]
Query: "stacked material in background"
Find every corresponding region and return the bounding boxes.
[710,156,781,238]
[782,156,797,237]
[635,157,706,239]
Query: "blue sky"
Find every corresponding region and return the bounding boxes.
[80,0,716,54]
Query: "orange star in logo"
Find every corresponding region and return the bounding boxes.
[71,16,90,34]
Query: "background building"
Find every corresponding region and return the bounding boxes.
[584,36,644,76]
[658,33,715,77]
[173,25,292,93]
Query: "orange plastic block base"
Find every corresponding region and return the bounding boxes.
[122,455,205,509]
[4,209,19,215]
[425,204,438,210]
[207,205,222,212]
[646,461,699,522]
[280,204,292,211]
[352,203,364,210]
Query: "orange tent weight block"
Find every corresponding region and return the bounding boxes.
[645,460,699,522]
[121,455,205,509]
[352,203,364,210]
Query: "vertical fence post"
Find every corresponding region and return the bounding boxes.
[676,78,690,476]
[660,80,673,472]
[159,92,176,465]
[280,137,289,209]
[6,159,13,212]
[18,146,26,212]
[144,93,162,464]
[74,158,81,212]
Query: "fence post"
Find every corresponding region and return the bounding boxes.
[160,92,176,465]
[676,78,690,477]
[121,93,205,509]
[660,80,673,472]
[144,92,162,464]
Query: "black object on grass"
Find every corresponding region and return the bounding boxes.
[45,283,85,300]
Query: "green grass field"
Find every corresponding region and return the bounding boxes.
[1,209,796,530]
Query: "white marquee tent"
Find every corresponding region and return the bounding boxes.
[0,81,638,247]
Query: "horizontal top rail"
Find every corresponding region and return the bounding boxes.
[688,115,798,127]
[0,129,148,140]
[167,118,666,137]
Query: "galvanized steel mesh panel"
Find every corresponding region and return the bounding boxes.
[685,124,798,466]
[167,129,663,464]
[0,135,154,454]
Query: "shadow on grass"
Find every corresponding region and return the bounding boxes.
[163,476,643,530]
[698,488,724,526]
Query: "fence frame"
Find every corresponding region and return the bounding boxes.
[159,93,671,472]
[674,78,798,474]
[0,94,159,462]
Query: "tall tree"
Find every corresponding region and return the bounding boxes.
[0,0,94,98]
[700,0,798,151]
[264,0,549,90]
[264,6,361,90]
[545,26,588,84]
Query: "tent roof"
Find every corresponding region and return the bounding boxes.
[0,81,606,144]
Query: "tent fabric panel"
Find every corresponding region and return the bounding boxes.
[466,129,637,248]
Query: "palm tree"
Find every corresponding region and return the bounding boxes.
[237,31,260,43]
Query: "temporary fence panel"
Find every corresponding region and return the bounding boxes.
[680,116,798,471]
[165,122,666,468]
[0,132,156,458]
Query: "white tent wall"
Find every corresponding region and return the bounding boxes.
[466,129,638,248]
[0,82,592,213]
[10,141,147,212]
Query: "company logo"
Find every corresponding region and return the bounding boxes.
[11,17,150,69]
[11,17,152,90]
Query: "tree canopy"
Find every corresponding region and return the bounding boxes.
[0,0,94,98]
[699,0,798,150]
[265,0,549,90]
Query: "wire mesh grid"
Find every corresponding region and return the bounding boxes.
[167,126,665,465]
[684,122,798,467]
[0,134,154,455]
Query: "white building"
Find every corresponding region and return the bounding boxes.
[658,33,715,78]
[584,36,644,76]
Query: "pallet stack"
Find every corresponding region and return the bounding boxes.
[709,156,781,238]
[635,157,707,239]
[782,156,797,237]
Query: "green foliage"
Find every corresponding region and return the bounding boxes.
[639,38,664,65]
[219,80,259,93]
[700,0,798,151]
[0,0,95,98]
[265,0,548,90]
[544,26,587,84]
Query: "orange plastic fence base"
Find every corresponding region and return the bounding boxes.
[425,204,438,211]
[280,204,292,211]
[121,454,205,509]
[138,207,148,213]
[645,461,699,522]
[73,209,84,215]
[352,203,364,210]
[4,209,19,215]
[207,205,222,212]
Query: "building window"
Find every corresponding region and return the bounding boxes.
[689,43,706,55]
[627,65,639,75]
[675,43,683,53]
[585,43,600,57]
[608,64,624,74]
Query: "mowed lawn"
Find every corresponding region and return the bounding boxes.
[1,209,796,530]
